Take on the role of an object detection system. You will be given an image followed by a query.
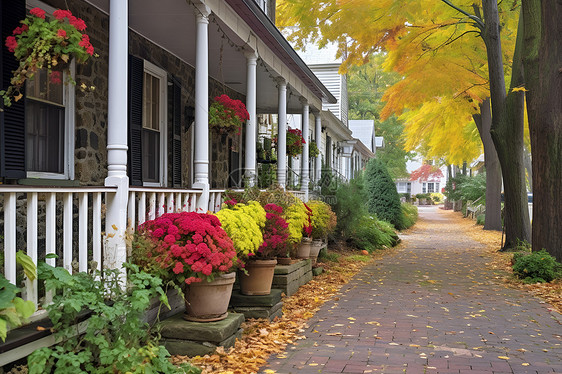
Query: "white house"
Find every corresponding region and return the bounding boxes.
[0,0,336,362]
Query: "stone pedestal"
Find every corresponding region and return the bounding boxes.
[272,259,312,296]
[160,312,244,356]
[229,289,283,320]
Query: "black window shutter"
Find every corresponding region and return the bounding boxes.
[171,79,182,187]
[0,0,26,179]
[128,55,143,186]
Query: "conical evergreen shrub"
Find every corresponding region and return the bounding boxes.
[364,159,404,229]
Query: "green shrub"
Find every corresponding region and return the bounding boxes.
[364,159,404,229]
[512,249,562,283]
[333,174,368,237]
[29,262,200,374]
[319,251,340,262]
[476,214,485,225]
[349,215,399,252]
[401,203,418,229]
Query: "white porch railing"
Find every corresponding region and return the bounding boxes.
[1,186,117,310]
[127,187,206,231]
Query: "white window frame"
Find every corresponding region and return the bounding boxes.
[142,60,168,187]
[26,0,75,180]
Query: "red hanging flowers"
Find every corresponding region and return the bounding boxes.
[1,7,96,106]
[208,94,250,135]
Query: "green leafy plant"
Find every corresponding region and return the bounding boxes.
[28,262,200,374]
[349,215,399,253]
[1,7,96,106]
[512,249,562,284]
[0,252,37,342]
[309,140,319,158]
[401,203,418,229]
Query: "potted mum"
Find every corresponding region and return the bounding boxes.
[308,200,337,265]
[215,201,277,295]
[2,7,96,107]
[208,94,249,135]
[134,212,239,322]
[284,201,312,259]
[239,203,290,294]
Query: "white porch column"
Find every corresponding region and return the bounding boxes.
[314,111,322,183]
[193,4,211,210]
[300,98,309,201]
[104,0,129,272]
[276,78,287,188]
[244,51,258,186]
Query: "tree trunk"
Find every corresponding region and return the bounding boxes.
[523,146,532,191]
[473,98,502,231]
[521,0,562,261]
[482,1,531,248]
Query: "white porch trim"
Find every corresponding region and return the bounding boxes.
[300,97,309,201]
[245,51,258,186]
[104,0,129,274]
[276,77,287,188]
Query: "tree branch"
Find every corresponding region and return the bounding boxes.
[440,0,485,31]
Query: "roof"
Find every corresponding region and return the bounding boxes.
[297,41,342,66]
[348,120,375,152]
[227,0,337,104]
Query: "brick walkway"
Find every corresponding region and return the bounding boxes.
[261,206,562,374]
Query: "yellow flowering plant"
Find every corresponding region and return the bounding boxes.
[308,200,337,239]
[215,201,266,262]
[284,202,310,244]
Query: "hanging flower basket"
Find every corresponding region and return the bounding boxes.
[208,94,250,135]
[273,127,306,157]
[309,140,320,158]
[1,7,97,107]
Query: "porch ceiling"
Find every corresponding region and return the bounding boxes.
[85,0,312,113]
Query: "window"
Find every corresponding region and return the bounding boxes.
[426,182,439,193]
[422,182,427,194]
[141,61,167,186]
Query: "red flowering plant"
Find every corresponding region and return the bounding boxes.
[208,94,250,135]
[1,7,96,106]
[132,212,240,285]
[255,204,290,260]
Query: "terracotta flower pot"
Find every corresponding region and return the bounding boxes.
[239,259,278,295]
[310,239,323,266]
[296,237,312,259]
[183,272,236,322]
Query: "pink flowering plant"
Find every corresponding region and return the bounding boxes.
[1,7,96,106]
[256,204,290,259]
[208,94,250,135]
[133,212,239,285]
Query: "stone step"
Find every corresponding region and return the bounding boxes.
[159,312,245,356]
[229,289,283,307]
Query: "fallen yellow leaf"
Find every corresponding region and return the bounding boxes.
[498,356,510,360]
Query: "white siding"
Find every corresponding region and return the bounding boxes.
[340,74,348,126]
[313,67,342,120]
